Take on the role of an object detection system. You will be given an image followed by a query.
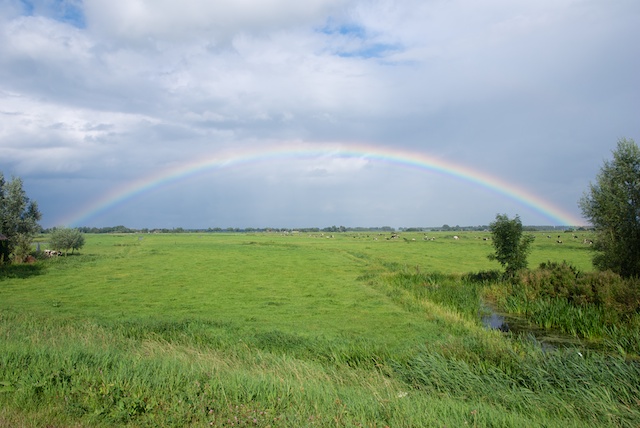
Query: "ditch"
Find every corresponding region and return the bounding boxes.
[480,302,588,351]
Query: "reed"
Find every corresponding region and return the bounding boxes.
[394,344,640,426]
[381,268,482,320]
[501,296,607,339]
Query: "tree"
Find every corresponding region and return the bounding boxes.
[488,214,535,277]
[579,138,640,277]
[0,173,42,263]
[49,227,86,256]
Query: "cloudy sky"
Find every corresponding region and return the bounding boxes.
[1,0,638,229]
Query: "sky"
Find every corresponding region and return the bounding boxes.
[1,0,639,229]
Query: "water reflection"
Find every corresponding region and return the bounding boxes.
[481,312,510,332]
[480,302,587,350]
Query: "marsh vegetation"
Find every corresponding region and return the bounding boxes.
[1,231,638,427]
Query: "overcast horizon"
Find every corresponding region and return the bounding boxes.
[1,1,638,229]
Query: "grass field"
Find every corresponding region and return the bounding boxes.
[2,231,638,427]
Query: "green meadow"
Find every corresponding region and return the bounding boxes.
[1,231,639,427]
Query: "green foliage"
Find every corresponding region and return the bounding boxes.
[515,262,640,318]
[487,262,640,349]
[464,269,503,284]
[517,261,581,301]
[49,227,85,255]
[11,233,34,263]
[488,214,535,276]
[0,173,42,263]
[580,138,640,277]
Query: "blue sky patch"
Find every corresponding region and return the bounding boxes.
[19,0,35,15]
[19,0,86,28]
[319,19,367,38]
[336,42,401,59]
[319,19,401,59]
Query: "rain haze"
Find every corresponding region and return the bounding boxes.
[1,0,638,229]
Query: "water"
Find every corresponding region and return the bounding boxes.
[481,311,510,332]
[480,302,586,350]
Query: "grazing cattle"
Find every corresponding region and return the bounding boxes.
[556,240,563,244]
[583,239,594,245]
[453,236,459,240]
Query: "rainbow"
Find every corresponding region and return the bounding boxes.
[60,142,584,227]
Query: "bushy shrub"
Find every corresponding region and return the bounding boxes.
[512,263,640,330]
[463,270,502,284]
[11,233,34,263]
[588,273,640,320]
[517,261,580,301]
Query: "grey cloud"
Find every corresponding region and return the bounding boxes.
[84,0,351,44]
[1,0,638,228]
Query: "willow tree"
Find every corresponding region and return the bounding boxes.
[0,173,42,263]
[488,214,535,277]
[579,138,640,277]
[50,227,85,256]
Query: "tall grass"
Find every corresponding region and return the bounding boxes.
[395,344,640,427]
[501,296,608,339]
[3,310,637,428]
[604,319,640,356]
[1,311,580,428]
[379,268,483,323]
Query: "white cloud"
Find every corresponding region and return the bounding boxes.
[84,0,351,43]
[0,89,165,177]
[0,0,638,227]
